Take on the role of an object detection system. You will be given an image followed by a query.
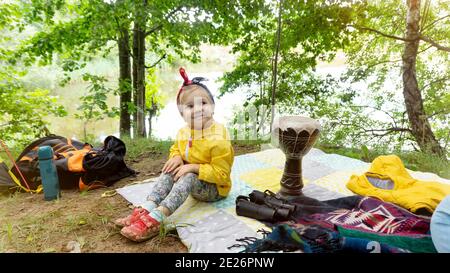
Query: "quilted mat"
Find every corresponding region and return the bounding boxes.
[116,148,450,252]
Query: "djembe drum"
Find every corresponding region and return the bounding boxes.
[272,116,321,197]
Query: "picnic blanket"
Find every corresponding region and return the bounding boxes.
[116,147,450,252]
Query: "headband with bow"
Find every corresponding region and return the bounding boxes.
[176,67,215,105]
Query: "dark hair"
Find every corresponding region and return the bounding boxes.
[188,77,215,104]
[177,67,215,104]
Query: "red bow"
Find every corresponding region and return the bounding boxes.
[177,67,192,102]
[179,67,192,85]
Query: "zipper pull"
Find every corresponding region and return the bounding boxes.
[188,137,192,148]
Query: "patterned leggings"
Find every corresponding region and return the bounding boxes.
[146,173,224,214]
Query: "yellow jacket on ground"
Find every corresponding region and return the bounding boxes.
[169,121,234,197]
[347,155,450,214]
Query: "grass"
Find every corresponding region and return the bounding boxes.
[149,220,193,252]
[0,194,126,253]
[121,137,172,161]
[1,136,172,166]
[121,137,269,161]
[231,139,270,146]
[316,142,450,179]
[5,135,447,178]
[4,223,13,241]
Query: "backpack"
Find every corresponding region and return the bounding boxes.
[0,156,17,194]
[11,135,135,191]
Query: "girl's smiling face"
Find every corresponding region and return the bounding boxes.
[178,85,215,130]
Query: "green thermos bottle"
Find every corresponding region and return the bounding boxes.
[38,146,61,201]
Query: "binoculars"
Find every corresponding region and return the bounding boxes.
[236,190,297,222]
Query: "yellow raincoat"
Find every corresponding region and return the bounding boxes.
[169,121,234,197]
[347,155,450,214]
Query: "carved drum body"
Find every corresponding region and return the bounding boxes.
[272,116,321,196]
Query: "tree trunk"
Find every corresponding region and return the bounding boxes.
[148,111,152,139]
[83,121,87,141]
[132,2,146,138]
[136,26,146,138]
[270,0,283,132]
[402,0,445,156]
[118,27,132,138]
[147,96,156,139]
[132,26,138,138]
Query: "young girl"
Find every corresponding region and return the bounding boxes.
[115,68,234,242]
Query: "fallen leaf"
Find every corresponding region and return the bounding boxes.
[65,241,81,253]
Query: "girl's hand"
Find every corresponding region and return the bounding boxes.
[173,164,199,181]
[162,155,184,174]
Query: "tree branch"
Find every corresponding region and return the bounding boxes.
[350,105,398,127]
[366,45,432,66]
[336,121,411,140]
[364,127,412,134]
[365,58,402,70]
[144,24,162,37]
[112,13,134,58]
[144,54,167,69]
[348,25,414,41]
[417,44,433,55]
[410,142,420,152]
[144,6,183,37]
[428,110,450,119]
[363,127,412,138]
[165,6,183,21]
[421,14,450,32]
[421,76,449,90]
[419,35,450,52]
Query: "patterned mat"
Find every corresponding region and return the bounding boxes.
[116,148,450,252]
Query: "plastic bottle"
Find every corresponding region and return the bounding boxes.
[38,146,60,201]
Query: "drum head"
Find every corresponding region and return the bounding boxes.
[273,116,321,135]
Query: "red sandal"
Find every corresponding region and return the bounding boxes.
[120,213,161,242]
[114,207,149,227]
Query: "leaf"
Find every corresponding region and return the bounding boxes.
[26,234,33,243]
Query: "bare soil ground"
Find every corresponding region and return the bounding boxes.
[0,144,260,253]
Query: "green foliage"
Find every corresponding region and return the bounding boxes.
[76,74,119,121]
[121,136,172,160]
[145,68,167,138]
[12,1,119,71]
[221,0,361,92]
[145,68,166,116]
[221,0,364,142]
[0,84,66,144]
[222,0,448,157]
[0,3,21,30]
[12,0,270,81]
[317,142,450,179]
[1,0,448,162]
[343,0,450,154]
[0,2,68,147]
[74,74,119,140]
[6,0,273,141]
[0,62,67,147]
[229,103,272,141]
[360,145,370,161]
